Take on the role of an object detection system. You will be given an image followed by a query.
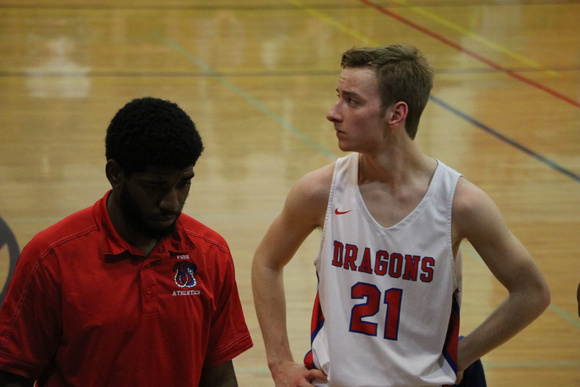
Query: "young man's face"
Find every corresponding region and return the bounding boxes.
[119,165,194,239]
[326,67,387,153]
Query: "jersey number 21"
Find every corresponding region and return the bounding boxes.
[349,282,403,340]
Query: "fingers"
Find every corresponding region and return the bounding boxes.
[303,368,327,386]
[271,361,327,387]
[307,369,327,381]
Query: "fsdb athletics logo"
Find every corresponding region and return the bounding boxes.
[172,261,198,288]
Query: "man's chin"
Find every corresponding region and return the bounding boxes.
[138,221,177,239]
[153,216,178,230]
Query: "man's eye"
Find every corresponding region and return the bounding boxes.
[145,182,165,190]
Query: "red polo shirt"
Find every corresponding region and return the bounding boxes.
[0,191,252,386]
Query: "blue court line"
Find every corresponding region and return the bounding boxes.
[153,26,580,377]
[159,35,580,330]
[159,34,580,330]
[429,95,580,183]
[157,33,579,185]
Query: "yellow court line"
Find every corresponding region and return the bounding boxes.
[393,0,559,77]
[287,0,558,77]
[285,0,378,45]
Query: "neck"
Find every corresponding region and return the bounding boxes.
[359,138,432,183]
[106,192,158,256]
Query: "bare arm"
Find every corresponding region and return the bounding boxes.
[252,166,333,386]
[452,178,551,371]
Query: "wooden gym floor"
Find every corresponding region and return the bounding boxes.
[0,1,579,385]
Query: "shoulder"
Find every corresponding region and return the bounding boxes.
[436,159,462,179]
[291,162,335,199]
[252,162,337,264]
[13,206,97,279]
[24,206,97,256]
[178,214,231,255]
[284,162,336,227]
[452,177,505,243]
[452,177,494,216]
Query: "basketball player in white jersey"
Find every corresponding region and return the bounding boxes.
[252,45,550,386]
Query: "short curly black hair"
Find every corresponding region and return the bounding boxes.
[105,97,204,175]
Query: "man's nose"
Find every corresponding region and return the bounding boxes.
[326,101,341,122]
[159,189,180,212]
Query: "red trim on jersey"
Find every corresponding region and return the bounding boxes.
[442,289,461,374]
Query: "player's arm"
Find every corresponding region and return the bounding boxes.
[0,370,35,387]
[452,178,551,372]
[252,165,333,386]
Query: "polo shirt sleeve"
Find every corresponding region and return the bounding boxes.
[0,239,62,379]
[203,254,252,368]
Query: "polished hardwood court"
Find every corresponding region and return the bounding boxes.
[0,1,579,386]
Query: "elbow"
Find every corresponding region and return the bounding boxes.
[251,252,284,290]
[538,281,551,312]
[514,275,551,319]
[529,278,551,317]
[523,265,551,316]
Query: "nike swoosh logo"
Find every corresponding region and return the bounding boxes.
[335,208,352,215]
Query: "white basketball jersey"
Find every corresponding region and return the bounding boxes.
[305,153,462,387]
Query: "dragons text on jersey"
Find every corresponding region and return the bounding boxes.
[331,241,435,282]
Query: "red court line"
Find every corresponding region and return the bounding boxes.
[359,0,580,109]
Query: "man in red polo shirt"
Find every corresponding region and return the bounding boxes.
[0,97,253,386]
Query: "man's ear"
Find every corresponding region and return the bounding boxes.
[105,160,124,189]
[386,101,408,127]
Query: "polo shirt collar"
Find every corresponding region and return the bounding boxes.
[94,190,196,259]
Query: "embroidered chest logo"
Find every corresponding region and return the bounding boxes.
[172,261,198,288]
